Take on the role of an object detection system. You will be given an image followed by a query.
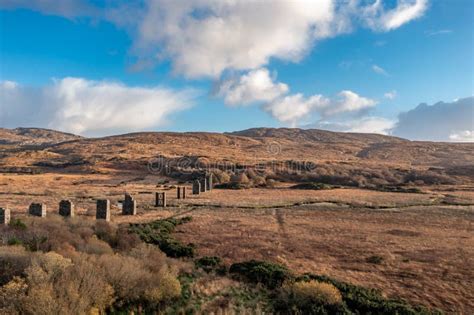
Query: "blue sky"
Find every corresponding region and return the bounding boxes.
[0,0,473,141]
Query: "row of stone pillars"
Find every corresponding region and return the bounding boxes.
[1,180,213,225]
[192,174,213,195]
[0,200,73,225]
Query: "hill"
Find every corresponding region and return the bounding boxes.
[0,127,82,146]
[0,127,473,185]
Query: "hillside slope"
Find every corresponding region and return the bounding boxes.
[0,127,82,145]
[0,127,473,184]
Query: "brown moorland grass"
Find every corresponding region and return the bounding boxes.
[2,173,472,312]
[173,203,474,314]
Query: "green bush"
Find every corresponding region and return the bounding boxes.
[129,217,195,258]
[7,237,23,246]
[229,260,291,289]
[9,219,27,230]
[195,256,227,274]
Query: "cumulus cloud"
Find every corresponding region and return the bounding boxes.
[0,78,196,136]
[216,69,377,125]
[313,117,396,135]
[132,0,430,77]
[384,90,397,99]
[215,68,288,106]
[392,97,474,142]
[321,90,377,116]
[133,0,336,78]
[262,89,377,125]
[372,64,389,76]
[263,94,330,125]
[1,1,429,78]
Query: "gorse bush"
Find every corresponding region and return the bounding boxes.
[195,256,227,274]
[275,280,346,314]
[288,281,342,305]
[229,260,292,289]
[129,217,195,258]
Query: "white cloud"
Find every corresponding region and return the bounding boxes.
[1,1,429,78]
[134,0,336,78]
[321,90,377,117]
[392,97,474,141]
[132,0,428,77]
[384,90,397,99]
[262,89,376,125]
[216,68,288,106]
[0,78,196,136]
[314,117,396,135]
[372,64,389,76]
[449,130,474,142]
[263,94,330,125]
[362,0,429,31]
[216,69,377,125]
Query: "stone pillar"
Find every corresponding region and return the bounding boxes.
[122,193,137,215]
[177,186,187,199]
[96,199,111,221]
[155,192,167,207]
[29,203,46,217]
[200,178,207,193]
[59,200,75,217]
[0,207,11,225]
[206,174,213,191]
[192,180,201,195]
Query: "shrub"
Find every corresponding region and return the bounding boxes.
[82,237,114,255]
[231,173,250,185]
[229,260,291,289]
[0,246,31,285]
[195,256,227,274]
[275,280,347,314]
[296,273,442,315]
[0,250,114,315]
[129,217,195,258]
[9,219,27,230]
[290,281,342,305]
[212,169,231,183]
[0,215,184,314]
